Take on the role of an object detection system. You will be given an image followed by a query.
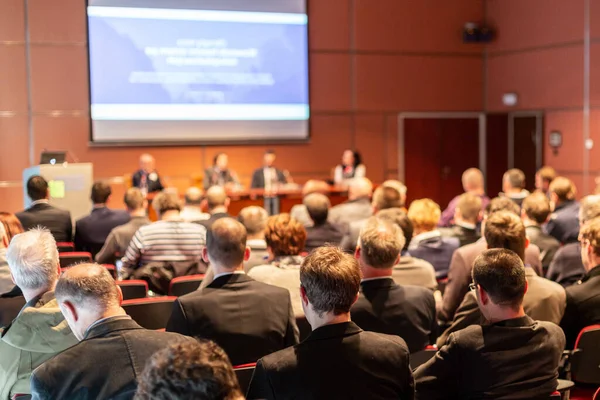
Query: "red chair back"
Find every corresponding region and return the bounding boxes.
[571,325,600,385]
[233,363,256,395]
[102,264,117,279]
[117,280,148,300]
[594,387,600,400]
[56,242,74,252]
[168,274,205,297]
[59,252,92,268]
[122,297,177,330]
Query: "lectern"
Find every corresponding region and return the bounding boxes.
[23,163,94,222]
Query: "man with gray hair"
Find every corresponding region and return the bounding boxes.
[350,217,436,352]
[30,264,191,399]
[304,193,344,252]
[329,177,374,227]
[547,194,600,287]
[0,228,77,399]
[180,187,209,223]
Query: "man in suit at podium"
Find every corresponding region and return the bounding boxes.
[132,154,164,194]
[251,150,288,189]
[203,153,239,190]
[16,175,72,242]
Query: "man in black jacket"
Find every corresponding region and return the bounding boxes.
[439,192,481,247]
[415,249,565,399]
[166,218,299,366]
[250,150,287,189]
[16,175,72,242]
[521,192,560,271]
[247,246,414,400]
[351,217,436,353]
[132,153,164,193]
[30,264,191,399]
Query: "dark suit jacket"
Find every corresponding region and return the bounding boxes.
[545,200,580,244]
[74,207,130,257]
[546,242,586,287]
[132,169,164,193]
[351,278,436,353]
[560,265,600,348]
[247,321,414,400]
[415,316,565,400]
[438,239,543,322]
[16,202,72,242]
[304,222,344,252]
[203,167,237,189]
[166,273,299,366]
[250,168,287,189]
[0,286,25,329]
[198,212,231,230]
[408,234,460,279]
[30,317,191,400]
[439,224,480,248]
[526,225,560,271]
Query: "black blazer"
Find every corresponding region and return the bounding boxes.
[31,317,191,400]
[546,242,586,287]
[304,221,345,252]
[250,168,287,189]
[560,265,600,348]
[0,286,25,329]
[439,225,480,248]
[132,169,164,193]
[247,321,414,400]
[16,202,72,242]
[351,278,436,353]
[545,200,580,244]
[198,212,232,230]
[414,316,565,400]
[166,273,299,366]
[74,207,130,257]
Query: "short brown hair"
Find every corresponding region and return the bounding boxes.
[457,193,482,222]
[358,217,404,268]
[91,181,112,204]
[484,211,526,261]
[264,214,306,257]
[522,193,551,224]
[579,217,600,257]
[123,188,145,211]
[485,196,520,217]
[377,208,412,251]
[407,199,441,231]
[206,186,228,210]
[473,249,526,310]
[0,212,24,242]
[206,218,247,268]
[55,264,120,310]
[537,166,556,184]
[549,176,576,201]
[152,192,182,214]
[304,193,331,225]
[300,247,360,316]
[503,169,526,189]
[372,186,402,211]
[237,206,268,235]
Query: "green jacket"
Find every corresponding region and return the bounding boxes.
[0,291,77,399]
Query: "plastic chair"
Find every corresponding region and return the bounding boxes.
[59,252,92,268]
[56,242,74,252]
[233,363,256,395]
[168,274,205,297]
[570,325,600,385]
[117,280,148,300]
[122,297,177,330]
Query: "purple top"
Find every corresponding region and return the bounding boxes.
[438,193,491,227]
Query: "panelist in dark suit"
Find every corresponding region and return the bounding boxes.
[250,150,287,189]
[247,247,414,400]
[74,181,130,257]
[560,218,600,348]
[415,249,566,400]
[545,176,580,244]
[132,153,164,194]
[351,217,436,353]
[203,152,240,190]
[522,193,560,270]
[16,175,72,242]
[303,193,344,252]
[166,218,299,366]
[30,264,191,400]
[440,192,481,247]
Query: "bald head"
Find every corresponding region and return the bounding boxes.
[139,153,155,173]
[348,178,373,201]
[206,218,247,269]
[304,193,331,225]
[238,206,268,236]
[205,186,229,211]
[462,168,484,192]
[185,187,203,206]
[302,180,330,197]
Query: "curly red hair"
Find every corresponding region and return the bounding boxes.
[265,214,307,256]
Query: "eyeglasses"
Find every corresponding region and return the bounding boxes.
[469,283,477,291]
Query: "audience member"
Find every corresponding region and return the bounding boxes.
[437,211,566,346]
[333,149,366,185]
[95,188,151,265]
[340,183,404,252]
[0,229,77,399]
[415,249,565,399]
[247,247,414,400]
[16,175,72,242]
[248,214,307,316]
[74,180,130,257]
[0,212,24,242]
[521,192,560,270]
[304,193,344,252]
[30,264,191,399]
[237,206,270,271]
[166,218,298,366]
[180,187,209,222]
[203,152,240,190]
[377,208,437,290]
[250,150,288,189]
[121,192,206,290]
[546,194,600,286]
[439,168,490,227]
[535,165,556,196]
[328,177,373,227]
[438,197,544,323]
[560,217,600,348]
[290,180,330,227]
[501,168,530,206]
[351,217,436,352]
[135,340,244,400]
[439,192,481,247]
[407,199,460,279]
[132,153,164,193]
[0,223,13,295]
[199,186,231,230]
[545,176,580,244]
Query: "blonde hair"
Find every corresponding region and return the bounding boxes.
[407,199,441,231]
[457,193,482,222]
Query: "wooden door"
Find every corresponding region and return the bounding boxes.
[512,116,539,192]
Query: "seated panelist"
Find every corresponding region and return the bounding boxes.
[333,149,366,185]
[132,153,164,194]
[203,152,240,190]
